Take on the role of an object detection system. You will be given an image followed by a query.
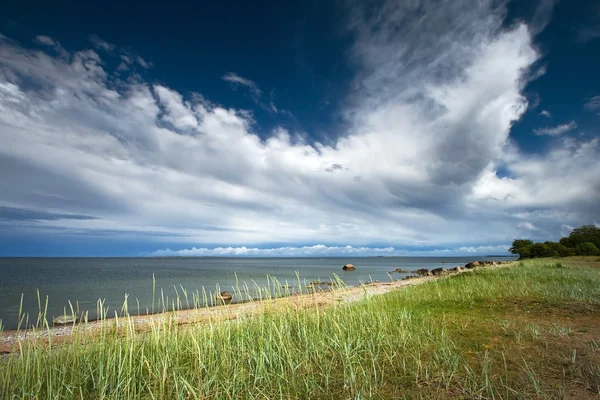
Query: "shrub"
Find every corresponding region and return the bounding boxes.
[575,242,600,256]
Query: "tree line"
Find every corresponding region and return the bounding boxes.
[509,225,600,259]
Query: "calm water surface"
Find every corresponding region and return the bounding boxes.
[0,256,516,330]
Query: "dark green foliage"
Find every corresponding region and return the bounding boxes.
[509,239,533,258]
[511,224,600,259]
[575,242,600,256]
[529,243,552,258]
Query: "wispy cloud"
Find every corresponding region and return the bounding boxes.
[88,34,151,69]
[530,0,560,35]
[35,35,68,58]
[539,110,551,118]
[576,5,600,43]
[222,72,291,116]
[533,121,577,136]
[222,72,262,97]
[585,96,600,114]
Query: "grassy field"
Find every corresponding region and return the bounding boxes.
[1,258,600,399]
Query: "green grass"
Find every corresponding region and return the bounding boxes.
[1,259,600,399]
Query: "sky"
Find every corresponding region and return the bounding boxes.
[0,0,599,257]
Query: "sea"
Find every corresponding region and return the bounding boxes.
[0,256,517,330]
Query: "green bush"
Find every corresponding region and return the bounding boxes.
[575,242,600,256]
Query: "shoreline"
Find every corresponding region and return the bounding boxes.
[0,261,515,354]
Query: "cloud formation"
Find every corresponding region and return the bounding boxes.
[152,244,511,257]
[533,121,578,136]
[0,0,598,255]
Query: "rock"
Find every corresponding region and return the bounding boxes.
[394,268,409,273]
[217,291,233,305]
[450,266,463,273]
[53,315,77,325]
[464,261,480,269]
[343,264,356,271]
[431,267,448,276]
[402,275,419,281]
[415,268,430,276]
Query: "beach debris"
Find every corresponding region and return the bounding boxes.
[217,291,233,305]
[431,267,448,276]
[402,275,419,280]
[342,263,356,271]
[52,315,78,325]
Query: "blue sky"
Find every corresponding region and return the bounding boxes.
[0,0,599,257]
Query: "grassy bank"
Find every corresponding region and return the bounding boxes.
[1,259,600,399]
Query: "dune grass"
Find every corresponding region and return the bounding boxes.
[1,259,600,399]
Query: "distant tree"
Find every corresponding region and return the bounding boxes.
[529,243,553,258]
[575,242,600,256]
[509,239,534,259]
[511,224,600,260]
[563,225,600,249]
[559,237,571,247]
[556,244,575,257]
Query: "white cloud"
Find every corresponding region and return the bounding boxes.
[533,121,577,136]
[585,96,600,114]
[154,85,198,130]
[539,109,551,117]
[152,244,511,257]
[0,1,598,255]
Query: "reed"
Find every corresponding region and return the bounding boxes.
[1,259,599,399]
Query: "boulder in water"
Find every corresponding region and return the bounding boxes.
[343,264,356,271]
[217,291,233,305]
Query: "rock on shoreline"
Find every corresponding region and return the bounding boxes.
[343,264,356,271]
